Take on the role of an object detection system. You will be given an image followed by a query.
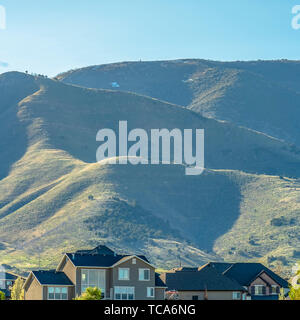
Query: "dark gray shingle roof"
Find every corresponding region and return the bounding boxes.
[209,262,289,288]
[66,253,149,268]
[163,265,245,291]
[155,273,167,287]
[0,272,18,280]
[32,270,74,286]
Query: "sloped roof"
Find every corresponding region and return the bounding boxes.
[155,273,167,287]
[66,253,149,268]
[75,245,115,256]
[0,272,18,280]
[163,265,245,292]
[32,270,74,286]
[208,262,289,288]
[205,263,233,274]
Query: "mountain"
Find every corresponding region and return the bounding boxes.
[56,59,300,147]
[0,71,299,275]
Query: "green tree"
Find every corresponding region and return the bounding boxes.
[74,287,102,300]
[289,263,300,300]
[10,277,25,300]
[289,286,300,300]
[278,288,286,300]
[0,291,5,300]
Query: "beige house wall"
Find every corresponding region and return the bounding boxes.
[24,276,43,300]
[249,271,280,295]
[155,287,166,300]
[112,257,156,300]
[177,290,242,300]
[60,257,77,285]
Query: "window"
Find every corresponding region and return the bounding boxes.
[132,258,136,265]
[147,287,155,298]
[81,269,106,298]
[254,285,265,295]
[139,269,150,281]
[114,287,135,300]
[48,287,55,300]
[48,287,68,300]
[232,292,241,300]
[118,268,130,281]
[0,280,5,289]
[271,285,278,295]
[192,296,199,300]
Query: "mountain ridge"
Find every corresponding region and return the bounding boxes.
[56,59,300,147]
[0,70,299,276]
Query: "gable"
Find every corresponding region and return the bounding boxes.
[250,271,284,287]
[222,263,289,288]
[112,255,155,269]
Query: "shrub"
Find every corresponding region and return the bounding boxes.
[74,287,102,300]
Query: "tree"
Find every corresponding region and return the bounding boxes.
[10,277,25,300]
[289,263,300,300]
[278,288,286,300]
[289,286,300,300]
[0,291,5,300]
[74,287,102,300]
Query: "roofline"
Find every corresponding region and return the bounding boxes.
[166,289,246,292]
[24,272,42,289]
[56,254,76,272]
[112,255,155,269]
[25,270,74,287]
[247,269,288,287]
[59,253,154,269]
[41,284,74,287]
[1,271,25,279]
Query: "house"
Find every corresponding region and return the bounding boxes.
[0,271,22,299]
[24,245,166,300]
[160,265,247,300]
[206,262,290,300]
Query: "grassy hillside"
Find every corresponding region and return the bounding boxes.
[0,72,299,276]
[57,59,300,146]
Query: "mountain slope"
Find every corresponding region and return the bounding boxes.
[56,59,300,146]
[0,72,299,275]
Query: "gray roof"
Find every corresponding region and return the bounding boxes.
[163,265,245,292]
[155,273,167,287]
[32,270,74,286]
[0,272,18,281]
[75,245,115,256]
[208,262,289,288]
[66,252,150,268]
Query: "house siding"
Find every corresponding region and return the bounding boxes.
[155,287,166,300]
[177,290,242,300]
[24,276,43,300]
[61,257,77,285]
[249,271,281,296]
[112,258,156,300]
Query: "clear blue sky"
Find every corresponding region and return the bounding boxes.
[0,0,300,76]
